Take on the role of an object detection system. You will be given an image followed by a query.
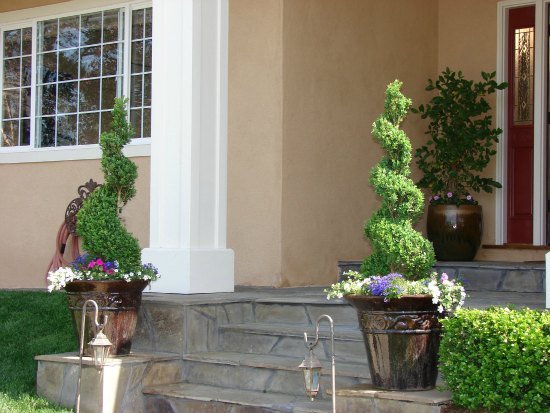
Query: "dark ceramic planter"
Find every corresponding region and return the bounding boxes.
[427,204,483,261]
[345,294,442,390]
[64,279,148,356]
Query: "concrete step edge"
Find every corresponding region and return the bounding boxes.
[181,351,370,379]
[220,322,363,341]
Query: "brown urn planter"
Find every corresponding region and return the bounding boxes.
[427,204,483,261]
[345,294,442,390]
[64,279,148,356]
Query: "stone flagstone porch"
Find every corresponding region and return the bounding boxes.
[36,262,546,413]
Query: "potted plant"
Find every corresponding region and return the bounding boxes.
[47,98,159,356]
[327,81,465,390]
[413,68,508,261]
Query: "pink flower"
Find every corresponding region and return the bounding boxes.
[96,258,104,266]
[87,261,96,268]
[447,192,453,198]
[433,195,440,200]
[440,273,449,282]
[466,195,472,201]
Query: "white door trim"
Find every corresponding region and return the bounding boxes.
[496,0,547,245]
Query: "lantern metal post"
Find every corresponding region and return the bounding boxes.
[75,299,112,413]
[298,314,336,413]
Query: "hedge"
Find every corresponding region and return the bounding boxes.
[439,307,549,413]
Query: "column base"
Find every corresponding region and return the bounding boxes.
[141,248,234,294]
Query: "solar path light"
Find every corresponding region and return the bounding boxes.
[298,314,336,413]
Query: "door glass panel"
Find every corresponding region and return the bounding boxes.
[514,27,534,125]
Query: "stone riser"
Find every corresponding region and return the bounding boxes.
[220,329,368,364]
[253,302,358,326]
[182,360,367,398]
[144,396,290,413]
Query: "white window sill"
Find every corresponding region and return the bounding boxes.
[0,141,150,164]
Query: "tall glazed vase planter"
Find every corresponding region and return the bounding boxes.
[64,280,148,356]
[345,295,442,390]
[427,204,483,261]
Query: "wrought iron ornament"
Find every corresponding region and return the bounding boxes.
[64,179,100,235]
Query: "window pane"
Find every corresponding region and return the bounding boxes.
[2,120,19,146]
[132,9,144,39]
[3,29,21,58]
[80,46,101,78]
[22,56,32,86]
[144,39,152,72]
[100,110,113,134]
[39,19,58,52]
[78,112,99,144]
[21,87,31,118]
[103,9,120,43]
[58,48,79,81]
[57,114,77,145]
[143,108,150,138]
[38,84,56,116]
[81,12,102,46]
[102,43,121,76]
[38,52,57,83]
[131,41,143,74]
[3,58,21,88]
[3,89,20,119]
[59,16,79,49]
[130,74,142,107]
[143,73,151,106]
[22,28,32,55]
[101,76,118,109]
[145,8,152,38]
[21,118,30,145]
[79,79,100,112]
[130,108,141,139]
[58,81,78,113]
[37,116,55,147]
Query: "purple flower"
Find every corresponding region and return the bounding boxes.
[369,273,403,296]
[447,192,453,198]
[433,195,440,201]
[440,273,449,283]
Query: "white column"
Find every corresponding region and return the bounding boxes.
[142,0,234,293]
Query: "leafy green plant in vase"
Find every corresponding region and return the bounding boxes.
[47,98,159,356]
[327,81,465,390]
[413,68,508,260]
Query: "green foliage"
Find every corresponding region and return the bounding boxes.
[77,98,142,273]
[440,307,550,413]
[413,68,508,199]
[361,81,435,280]
[0,290,75,412]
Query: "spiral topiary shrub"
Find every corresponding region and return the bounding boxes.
[76,98,141,274]
[360,80,435,280]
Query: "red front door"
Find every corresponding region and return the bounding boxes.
[507,6,535,243]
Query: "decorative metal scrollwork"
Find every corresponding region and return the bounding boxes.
[65,179,100,235]
[360,310,441,334]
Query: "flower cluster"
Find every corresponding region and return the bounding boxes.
[326,271,466,313]
[429,192,477,206]
[47,253,160,291]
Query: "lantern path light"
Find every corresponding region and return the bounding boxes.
[75,299,112,413]
[298,314,336,413]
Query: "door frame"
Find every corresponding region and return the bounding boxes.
[496,0,549,244]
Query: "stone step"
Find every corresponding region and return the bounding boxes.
[338,260,546,293]
[181,351,370,398]
[143,383,333,412]
[219,322,367,363]
[253,298,358,326]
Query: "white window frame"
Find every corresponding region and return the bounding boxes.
[496,0,549,245]
[0,0,151,163]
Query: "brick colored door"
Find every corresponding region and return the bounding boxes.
[507,6,535,243]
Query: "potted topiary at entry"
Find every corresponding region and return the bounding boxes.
[327,81,465,390]
[413,68,508,261]
[47,98,159,356]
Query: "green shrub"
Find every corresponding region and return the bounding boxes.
[360,80,435,280]
[440,307,549,413]
[77,98,141,273]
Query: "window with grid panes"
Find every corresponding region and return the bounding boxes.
[0,4,152,149]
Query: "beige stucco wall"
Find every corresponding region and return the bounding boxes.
[0,158,150,288]
[227,0,284,286]
[0,0,68,13]
[280,0,439,286]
